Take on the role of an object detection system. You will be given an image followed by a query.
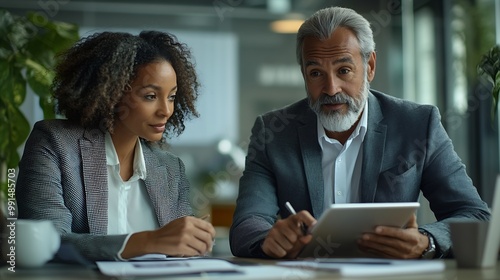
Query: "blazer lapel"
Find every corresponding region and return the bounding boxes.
[142,144,170,226]
[297,110,324,218]
[80,129,108,234]
[360,93,387,202]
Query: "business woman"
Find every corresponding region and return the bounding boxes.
[16,31,215,261]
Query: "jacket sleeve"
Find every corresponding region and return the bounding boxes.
[229,115,279,258]
[418,107,490,258]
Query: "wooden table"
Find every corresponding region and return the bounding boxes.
[1,258,500,280]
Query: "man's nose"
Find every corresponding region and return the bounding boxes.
[323,74,341,95]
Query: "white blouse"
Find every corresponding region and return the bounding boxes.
[105,132,159,235]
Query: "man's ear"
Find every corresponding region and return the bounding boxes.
[367,51,376,82]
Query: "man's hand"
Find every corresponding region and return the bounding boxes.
[357,214,429,259]
[261,210,316,258]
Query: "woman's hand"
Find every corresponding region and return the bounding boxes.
[121,216,216,259]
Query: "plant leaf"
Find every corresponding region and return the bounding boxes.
[0,9,79,170]
[26,12,79,54]
[39,96,56,119]
[5,103,30,148]
[0,99,9,161]
[1,15,35,55]
[478,45,500,121]
[0,61,26,107]
[0,10,16,56]
[492,72,500,119]
[4,102,30,168]
[24,58,56,118]
[24,58,54,97]
[478,45,500,84]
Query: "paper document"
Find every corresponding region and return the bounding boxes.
[129,253,201,261]
[277,258,445,277]
[236,265,318,279]
[97,258,241,277]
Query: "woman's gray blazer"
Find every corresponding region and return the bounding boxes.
[16,120,192,261]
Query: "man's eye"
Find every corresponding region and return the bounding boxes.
[309,71,321,77]
[339,68,351,75]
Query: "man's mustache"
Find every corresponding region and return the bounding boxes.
[318,93,352,106]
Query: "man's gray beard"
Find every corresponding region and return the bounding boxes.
[308,79,370,133]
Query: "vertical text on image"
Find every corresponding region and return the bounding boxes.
[7,169,16,220]
[6,168,17,272]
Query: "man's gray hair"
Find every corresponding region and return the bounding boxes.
[296,7,375,67]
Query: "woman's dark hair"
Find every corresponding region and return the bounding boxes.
[52,31,200,139]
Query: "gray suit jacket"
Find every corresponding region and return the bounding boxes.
[16,120,192,261]
[230,90,490,258]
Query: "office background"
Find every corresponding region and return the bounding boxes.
[2,0,499,255]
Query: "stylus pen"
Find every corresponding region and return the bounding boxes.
[285,201,309,236]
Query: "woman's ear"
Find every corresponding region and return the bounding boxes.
[124,83,132,92]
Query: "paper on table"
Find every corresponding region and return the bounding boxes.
[129,253,201,261]
[277,258,445,277]
[235,265,318,280]
[97,259,241,277]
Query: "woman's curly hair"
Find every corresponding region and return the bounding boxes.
[52,30,200,139]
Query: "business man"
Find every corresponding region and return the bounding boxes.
[230,6,490,259]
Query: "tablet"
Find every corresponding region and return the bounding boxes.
[298,202,420,258]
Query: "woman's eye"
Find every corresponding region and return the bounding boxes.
[168,94,176,101]
[144,93,156,100]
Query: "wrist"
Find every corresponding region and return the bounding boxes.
[419,229,436,259]
[121,231,152,259]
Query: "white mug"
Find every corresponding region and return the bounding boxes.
[15,219,60,268]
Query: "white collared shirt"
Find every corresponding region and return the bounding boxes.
[105,132,159,235]
[317,101,368,210]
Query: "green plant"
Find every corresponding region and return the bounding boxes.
[0,10,79,194]
[477,45,500,120]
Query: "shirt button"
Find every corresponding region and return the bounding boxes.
[337,191,342,196]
